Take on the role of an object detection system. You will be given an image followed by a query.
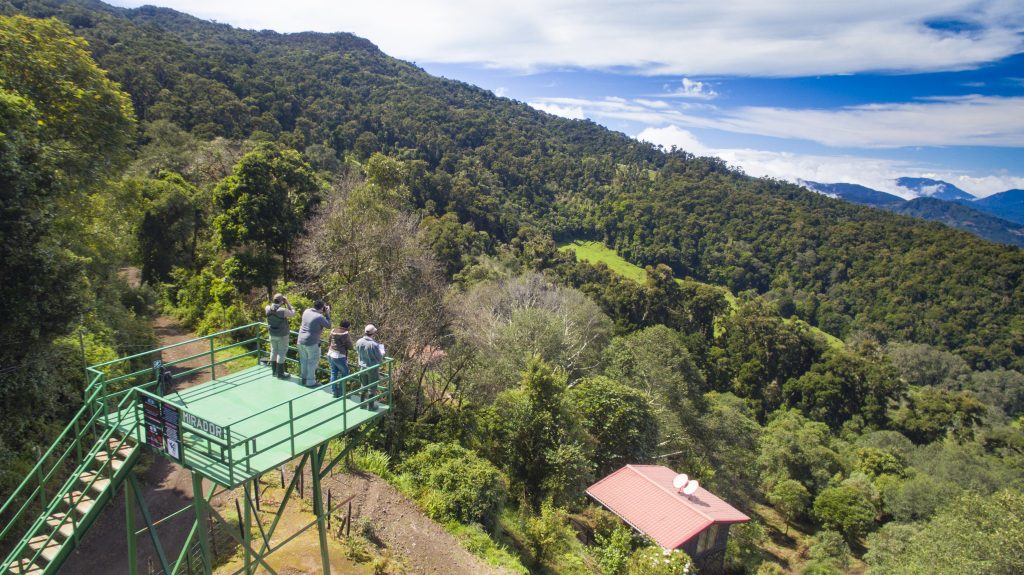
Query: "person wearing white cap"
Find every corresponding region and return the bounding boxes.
[354,324,384,409]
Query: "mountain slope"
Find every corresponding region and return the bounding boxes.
[891,197,1024,247]
[801,180,905,207]
[971,189,1024,225]
[897,177,976,201]
[802,181,1024,246]
[9,0,1024,369]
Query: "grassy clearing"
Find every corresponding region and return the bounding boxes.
[558,240,647,283]
[559,240,842,347]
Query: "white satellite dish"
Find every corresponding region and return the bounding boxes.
[672,474,689,490]
[682,479,700,495]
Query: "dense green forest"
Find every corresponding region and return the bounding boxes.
[1,1,1022,574]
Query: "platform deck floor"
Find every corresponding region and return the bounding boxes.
[104,364,387,486]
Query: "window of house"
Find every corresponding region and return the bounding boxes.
[697,524,720,554]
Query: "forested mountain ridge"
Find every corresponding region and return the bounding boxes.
[4,0,1022,370]
[4,4,1024,574]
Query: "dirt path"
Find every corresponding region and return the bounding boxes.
[62,316,231,575]
[321,472,515,575]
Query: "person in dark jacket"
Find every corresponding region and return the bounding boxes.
[265,293,295,378]
[327,320,354,398]
[297,300,331,388]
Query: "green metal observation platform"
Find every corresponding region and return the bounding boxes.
[2,322,392,575]
[93,322,392,488]
[104,361,388,488]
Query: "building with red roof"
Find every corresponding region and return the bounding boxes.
[586,465,750,566]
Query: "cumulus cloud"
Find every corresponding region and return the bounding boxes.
[636,126,709,155]
[531,94,1024,148]
[108,0,1024,77]
[633,129,1024,198]
[664,78,718,99]
[529,101,586,119]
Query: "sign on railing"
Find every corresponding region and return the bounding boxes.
[141,395,183,463]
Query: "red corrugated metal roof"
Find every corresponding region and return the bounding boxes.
[586,464,750,550]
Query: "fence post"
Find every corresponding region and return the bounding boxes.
[208,337,216,381]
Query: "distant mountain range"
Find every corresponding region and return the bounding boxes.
[895,177,977,201]
[802,179,1024,247]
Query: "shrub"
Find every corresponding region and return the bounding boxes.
[398,442,507,527]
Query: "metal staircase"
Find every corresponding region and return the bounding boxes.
[1,383,140,575]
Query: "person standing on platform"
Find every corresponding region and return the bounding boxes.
[354,324,385,409]
[265,293,296,379]
[297,300,331,388]
[327,320,354,398]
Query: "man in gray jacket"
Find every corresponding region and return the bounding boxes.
[354,324,385,409]
[265,293,295,379]
[297,301,331,387]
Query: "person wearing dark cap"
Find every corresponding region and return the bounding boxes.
[297,300,331,388]
[354,324,384,409]
[265,293,295,378]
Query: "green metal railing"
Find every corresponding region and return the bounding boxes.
[85,322,392,486]
[1,371,140,573]
[1,321,393,572]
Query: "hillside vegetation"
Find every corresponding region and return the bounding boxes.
[2,2,1023,574]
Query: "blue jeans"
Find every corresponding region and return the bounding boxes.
[328,356,349,397]
[298,344,320,387]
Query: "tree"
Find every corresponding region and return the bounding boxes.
[568,376,659,476]
[213,142,321,293]
[419,212,489,278]
[135,172,202,283]
[700,392,763,503]
[757,409,840,494]
[869,489,1024,575]
[604,325,706,470]
[298,177,449,451]
[0,15,136,351]
[783,347,904,430]
[397,442,508,528]
[966,369,1024,417]
[812,485,876,541]
[887,342,972,389]
[718,297,823,417]
[807,530,851,570]
[477,357,593,508]
[768,479,810,534]
[454,273,612,399]
[891,386,986,444]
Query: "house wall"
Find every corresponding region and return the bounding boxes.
[679,523,731,565]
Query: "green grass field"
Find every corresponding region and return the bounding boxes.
[558,240,648,283]
[558,240,843,348]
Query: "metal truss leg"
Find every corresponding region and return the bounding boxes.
[192,472,213,575]
[310,449,332,575]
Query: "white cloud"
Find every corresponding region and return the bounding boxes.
[531,94,1024,148]
[708,96,1024,148]
[665,78,718,99]
[107,0,1024,77]
[529,101,586,119]
[493,86,508,97]
[632,130,1024,198]
[636,126,709,155]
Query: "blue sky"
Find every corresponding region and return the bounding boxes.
[108,0,1024,198]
